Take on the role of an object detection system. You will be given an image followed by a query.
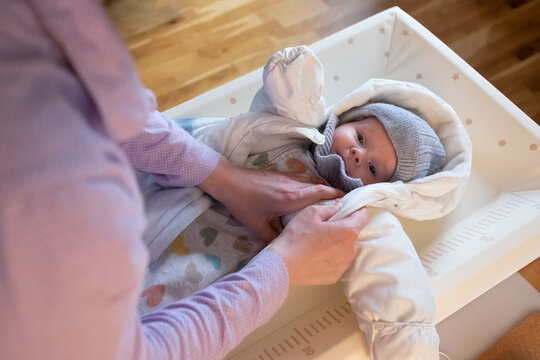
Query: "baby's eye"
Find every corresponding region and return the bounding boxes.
[369,163,376,176]
[357,134,364,144]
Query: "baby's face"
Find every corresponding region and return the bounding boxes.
[330,117,397,186]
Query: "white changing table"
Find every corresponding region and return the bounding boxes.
[162,7,540,359]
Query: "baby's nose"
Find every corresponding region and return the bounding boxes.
[351,147,365,165]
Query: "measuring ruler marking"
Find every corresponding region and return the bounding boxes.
[315,319,326,330]
[430,249,445,257]
[480,217,497,225]
[294,328,310,344]
[459,230,475,238]
[462,225,483,235]
[511,192,540,208]
[507,194,530,206]
[262,348,273,360]
[489,208,509,217]
[477,218,494,226]
[420,191,538,279]
[504,199,523,209]
[439,242,456,251]
[509,194,527,203]
[446,239,460,247]
[434,246,448,254]
[232,297,358,360]
[486,213,503,221]
[449,236,465,244]
[326,310,341,324]
[322,315,332,326]
[495,207,511,215]
[502,201,519,210]
[284,339,293,349]
[471,223,488,231]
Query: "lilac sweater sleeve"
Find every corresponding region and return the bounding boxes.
[119,110,221,188]
[0,172,288,360]
[139,252,288,359]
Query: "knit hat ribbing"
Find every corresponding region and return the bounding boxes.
[338,103,446,183]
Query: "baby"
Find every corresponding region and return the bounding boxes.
[138,101,446,314]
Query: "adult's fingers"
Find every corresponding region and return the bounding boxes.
[287,184,345,211]
[332,207,369,234]
[283,172,326,185]
[308,183,346,200]
[310,201,343,222]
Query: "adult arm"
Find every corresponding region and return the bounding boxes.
[1,165,366,360]
[0,165,288,360]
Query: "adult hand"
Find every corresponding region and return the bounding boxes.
[198,157,344,241]
[269,202,368,287]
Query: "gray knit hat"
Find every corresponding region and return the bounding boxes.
[313,103,446,191]
[339,103,446,183]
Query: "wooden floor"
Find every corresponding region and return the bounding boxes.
[107,0,540,290]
